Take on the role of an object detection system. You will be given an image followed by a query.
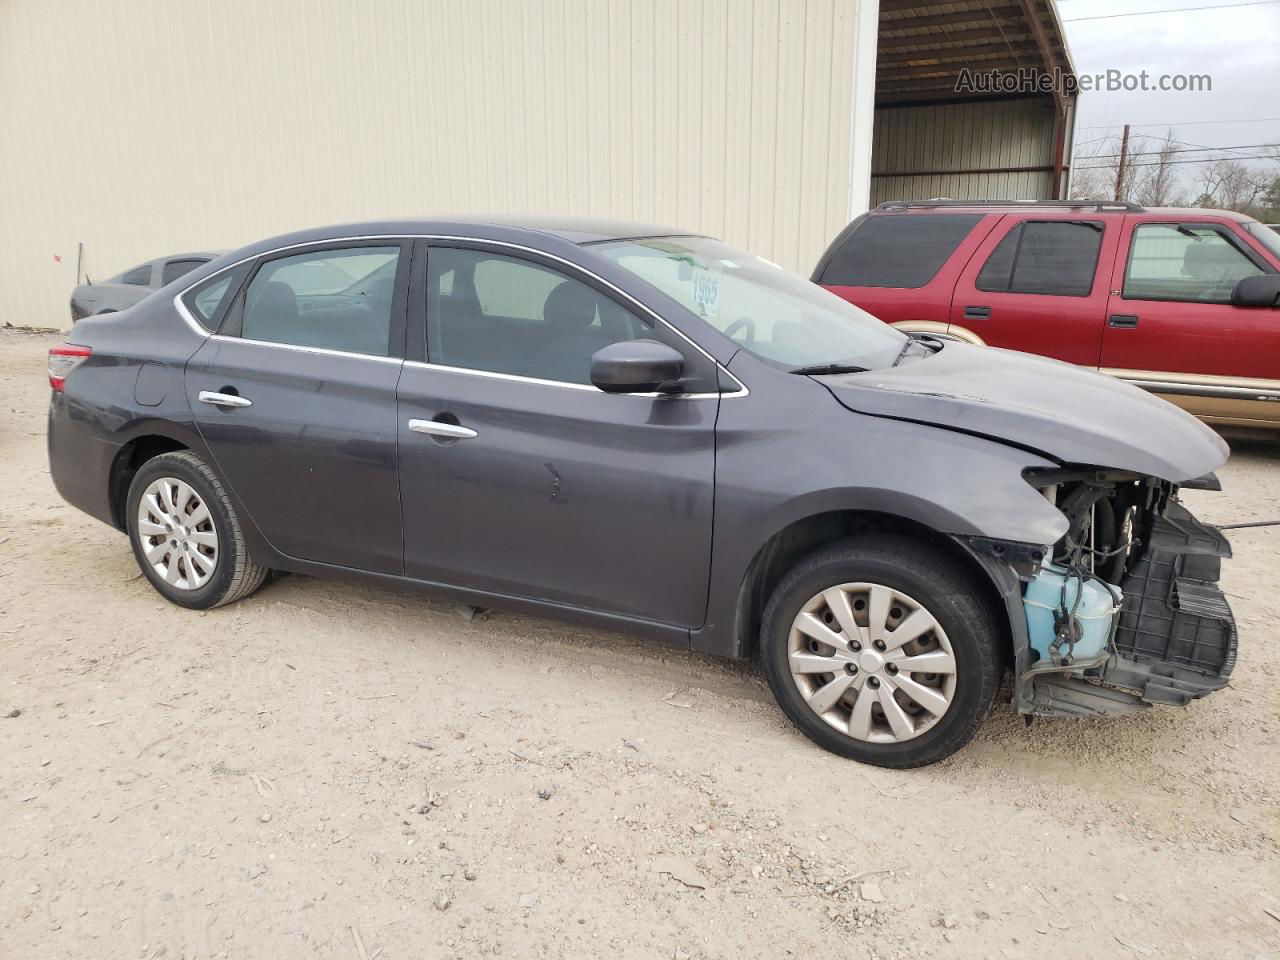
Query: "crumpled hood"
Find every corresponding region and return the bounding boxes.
[819,342,1228,482]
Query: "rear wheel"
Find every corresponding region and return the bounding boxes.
[126,451,269,609]
[761,535,1003,768]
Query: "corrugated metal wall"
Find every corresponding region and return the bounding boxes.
[0,0,865,327]
[870,97,1059,206]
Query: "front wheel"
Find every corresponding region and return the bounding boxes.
[760,536,1004,768]
[126,451,269,609]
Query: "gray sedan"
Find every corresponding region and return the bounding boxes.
[69,251,223,321]
[45,217,1237,767]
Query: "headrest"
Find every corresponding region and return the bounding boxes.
[1183,241,1244,279]
[543,281,599,330]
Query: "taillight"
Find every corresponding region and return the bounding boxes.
[48,344,92,392]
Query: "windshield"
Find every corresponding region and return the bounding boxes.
[1242,220,1280,261]
[594,236,907,369]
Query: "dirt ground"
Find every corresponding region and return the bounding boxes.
[1,328,1277,960]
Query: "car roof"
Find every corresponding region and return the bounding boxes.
[869,200,1254,221]
[448,215,699,244]
[161,251,226,261]
[238,216,701,252]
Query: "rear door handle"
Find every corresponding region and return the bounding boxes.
[1108,314,1139,328]
[963,305,991,319]
[408,418,477,440]
[198,390,252,408]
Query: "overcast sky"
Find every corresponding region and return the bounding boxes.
[1058,0,1280,188]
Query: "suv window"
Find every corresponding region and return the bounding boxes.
[161,258,207,286]
[977,221,1103,297]
[121,264,153,286]
[241,246,401,356]
[1124,224,1265,303]
[426,248,656,385]
[817,214,982,288]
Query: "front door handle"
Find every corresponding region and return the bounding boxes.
[408,418,478,440]
[1109,314,1139,328]
[198,390,253,408]
[963,305,991,319]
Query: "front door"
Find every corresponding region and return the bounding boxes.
[948,216,1118,366]
[1101,219,1280,425]
[396,243,720,627]
[186,241,410,573]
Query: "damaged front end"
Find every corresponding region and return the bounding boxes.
[972,469,1237,718]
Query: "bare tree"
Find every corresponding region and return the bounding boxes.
[1134,129,1182,207]
[1069,134,1146,202]
[1196,159,1272,215]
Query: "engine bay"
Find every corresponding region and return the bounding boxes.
[1018,468,1237,717]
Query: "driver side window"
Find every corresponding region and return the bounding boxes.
[1123,224,1264,303]
[426,248,651,385]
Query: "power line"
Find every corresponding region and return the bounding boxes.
[1085,142,1280,160]
[1075,153,1280,170]
[1063,0,1280,22]
[1077,117,1280,130]
[1172,137,1280,160]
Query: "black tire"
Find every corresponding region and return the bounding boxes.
[760,535,1004,768]
[125,450,270,609]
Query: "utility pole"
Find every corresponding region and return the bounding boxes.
[1114,124,1131,202]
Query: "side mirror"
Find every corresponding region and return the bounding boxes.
[1231,274,1280,307]
[590,339,685,394]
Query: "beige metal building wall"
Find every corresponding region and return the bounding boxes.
[0,0,869,328]
[870,97,1065,206]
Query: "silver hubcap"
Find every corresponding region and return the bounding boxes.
[135,477,219,590]
[787,582,957,743]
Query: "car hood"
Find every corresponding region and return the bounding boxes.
[818,342,1228,482]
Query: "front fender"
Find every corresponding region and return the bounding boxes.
[693,368,1067,659]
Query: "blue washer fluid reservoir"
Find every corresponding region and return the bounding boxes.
[1023,562,1123,663]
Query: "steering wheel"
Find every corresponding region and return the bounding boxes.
[723,316,756,343]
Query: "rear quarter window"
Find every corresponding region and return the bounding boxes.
[816,214,982,289]
[120,264,153,286]
[161,258,208,286]
[180,263,251,331]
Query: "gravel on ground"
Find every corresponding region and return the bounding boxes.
[1,329,1277,959]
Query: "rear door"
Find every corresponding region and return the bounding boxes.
[948,215,1118,365]
[1100,217,1280,423]
[395,241,721,627]
[185,240,410,574]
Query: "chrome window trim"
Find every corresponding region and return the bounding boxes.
[172,233,749,398]
[208,333,403,365]
[400,359,735,399]
[174,295,215,337]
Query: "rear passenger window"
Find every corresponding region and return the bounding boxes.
[817,215,981,288]
[1123,224,1264,303]
[121,264,152,286]
[241,247,401,356]
[161,259,206,285]
[976,220,1103,297]
[426,248,653,385]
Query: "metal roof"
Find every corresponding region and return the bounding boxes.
[877,0,1076,106]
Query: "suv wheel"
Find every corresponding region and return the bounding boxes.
[125,451,269,609]
[761,536,1003,768]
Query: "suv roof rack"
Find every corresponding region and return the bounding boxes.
[874,199,1145,213]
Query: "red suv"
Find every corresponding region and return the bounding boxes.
[814,200,1280,429]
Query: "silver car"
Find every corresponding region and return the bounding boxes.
[70,251,223,321]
